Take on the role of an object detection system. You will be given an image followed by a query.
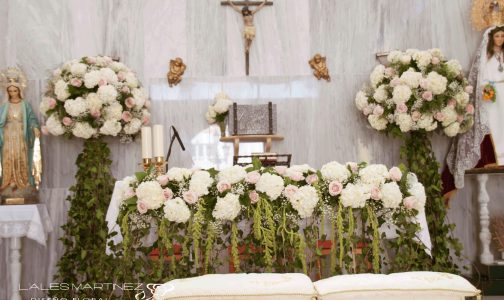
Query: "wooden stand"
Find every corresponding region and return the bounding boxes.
[219,134,283,156]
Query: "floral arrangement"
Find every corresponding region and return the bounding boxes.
[40,55,150,141]
[117,160,427,277]
[355,48,474,137]
[483,82,496,102]
[205,92,233,125]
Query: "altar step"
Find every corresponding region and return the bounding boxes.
[481,265,504,296]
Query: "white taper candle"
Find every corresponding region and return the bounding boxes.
[141,126,152,159]
[153,124,164,157]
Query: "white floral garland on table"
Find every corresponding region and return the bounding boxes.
[41,55,150,141]
[356,48,474,137]
[205,92,233,124]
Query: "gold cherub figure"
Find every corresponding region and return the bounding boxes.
[472,0,504,31]
[167,57,186,87]
[309,54,330,82]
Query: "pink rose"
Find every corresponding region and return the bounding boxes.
[217,181,231,193]
[403,196,417,209]
[457,115,464,123]
[163,188,173,201]
[117,72,125,81]
[283,185,299,199]
[431,57,440,65]
[144,100,151,109]
[411,111,421,121]
[71,78,83,87]
[183,190,198,204]
[104,56,113,64]
[142,115,150,125]
[434,112,445,121]
[90,109,101,118]
[123,188,136,199]
[289,171,305,182]
[62,117,73,126]
[48,98,57,109]
[121,86,130,94]
[388,167,402,181]
[306,174,319,185]
[122,111,133,122]
[421,91,433,101]
[346,162,358,173]
[390,77,402,87]
[371,187,382,200]
[156,174,169,186]
[373,105,384,116]
[249,190,259,204]
[465,85,474,94]
[125,97,136,108]
[466,104,474,114]
[363,105,374,116]
[98,79,107,86]
[245,171,261,184]
[41,126,49,135]
[384,67,396,77]
[447,99,456,107]
[86,57,96,64]
[274,166,287,175]
[396,103,408,114]
[137,200,148,214]
[328,181,343,196]
[419,79,428,89]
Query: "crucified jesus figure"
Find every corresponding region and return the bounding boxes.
[224,0,271,75]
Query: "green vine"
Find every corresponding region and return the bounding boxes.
[192,201,206,269]
[297,232,307,274]
[261,198,276,272]
[367,205,380,273]
[337,202,344,270]
[330,216,337,275]
[231,222,240,272]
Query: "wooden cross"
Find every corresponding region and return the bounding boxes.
[221,0,273,76]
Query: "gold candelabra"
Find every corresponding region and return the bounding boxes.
[142,158,153,172]
[154,156,166,175]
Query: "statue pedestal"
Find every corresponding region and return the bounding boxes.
[1,186,38,205]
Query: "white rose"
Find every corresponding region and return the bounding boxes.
[368,114,388,130]
[320,161,351,182]
[206,106,217,124]
[212,193,241,221]
[213,97,233,114]
[407,175,426,211]
[392,85,412,104]
[381,182,403,208]
[136,181,164,210]
[340,183,368,208]
[110,61,126,72]
[256,173,285,200]
[164,197,191,223]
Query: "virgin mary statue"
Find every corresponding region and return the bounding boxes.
[0,68,41,203]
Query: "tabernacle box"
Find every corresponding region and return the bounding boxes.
[228,102,277,135]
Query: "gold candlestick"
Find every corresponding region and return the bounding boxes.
[142,158,153,172]
[154,156,166,175]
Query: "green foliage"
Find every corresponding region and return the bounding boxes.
[50,138,116,299]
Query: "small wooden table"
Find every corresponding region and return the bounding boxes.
[220,134,284,156]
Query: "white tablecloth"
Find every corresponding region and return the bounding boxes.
[0,204,54,246]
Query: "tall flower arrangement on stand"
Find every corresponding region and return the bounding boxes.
[355,48,471,272]
[44,56,150,299]
[205,92,233,137]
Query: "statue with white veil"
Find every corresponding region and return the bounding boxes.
[0,68,41,204]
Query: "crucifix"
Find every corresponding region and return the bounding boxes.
[221,0,273,75]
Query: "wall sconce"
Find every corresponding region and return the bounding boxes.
[375,51,390,65]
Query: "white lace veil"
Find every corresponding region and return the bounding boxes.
[445,26,495,188]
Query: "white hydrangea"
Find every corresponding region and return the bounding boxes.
[359,164,389,187]
[387,50,402,63]
[98,85,118,104]
[412,51,432,70]
[39,97,53,116]
[164,198,191,223]
[373,85,388,103]
[99,68,118,84]
[370,65,385,88]
[289,185,319,218]
[288,164,315,174]
[100,120,122,136]
[446,59,462,76]
[256,173,285,200]
[426,71,447,95]
[400,70,422,89]
[355,91,369,110]
[381,182,403,208]
[428,48,444,59]
[407,173,426,211]
[136,181,164,210]
[368,115,388,130]
[395,113,414,132]
[440,106,458,126]
[212,193,241,221]
[46,114,65,136]
[110,61,126,72]
[392,85,412,104]
[454,92,469,106]
[84,70,101,88]
[340,183,368,208]
[103,103,123,121]
[72,122,96,139]
[320,161,351,182]
[132,88,147,109]
[206,106,217,123]
[124,118,142,134]
[70,63,88,76]
[417,114,436,130]
[54,80,70,101]
[213,97,233,114]
[189,170,214,196]
[218,165,247,184]
[64,97,87,117]
[124,72,139,88]
[86,93,103,111]
[443,122,460,137]
[167,167,192,182]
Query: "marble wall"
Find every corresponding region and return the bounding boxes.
[0,0,502,298]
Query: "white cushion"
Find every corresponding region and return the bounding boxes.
[314,271,480,300]
[153,273,317,300]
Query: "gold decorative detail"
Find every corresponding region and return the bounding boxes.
[472,0,504,31]
[0,67,27,91]
[4,198,25,205]
[154,156,165,175]
[309,54,331,82]
[142,158,152,172]
[167,57,186,87]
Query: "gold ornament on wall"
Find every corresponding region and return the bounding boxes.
[471,0,504,31]
[167,57,186,87]
[309,54,331,82]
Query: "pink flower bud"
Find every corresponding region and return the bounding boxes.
[457,115,464,123]
[98,79,107,86]
[328,181,343,196]
[388,167,402,181]
[62,117,73,126]
[371,187,382,200]
[447,99,456,107]
[125,97,136,108]
[421,91,433,101]
[396,103,408,113]
[435,112,445,121]
[144,100,151,109]
[90,109,101,118]
[306,174,319,185]
[217,181,231,193]
[121,86,130,94]
[249,190,259,204]
[390,77,402,87]
[156,174,169,186]
[411,111,421,121]
[466,104,475,114]
[419,79,428,89]
[41,126,49,135]
[373,105,384,116]
[122,111,133,122]
[403,196,416,209]
[137,200,148,214]
[283,185,299,199]
[182,191,198,204]
[71,78,83,87]
[48,98,57,109]
[142,115,150,125]
[245,171,261,184]
[431,57,440,65]
[163,188,173,201]
[274,166,287,175]
[465,85,474,94]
